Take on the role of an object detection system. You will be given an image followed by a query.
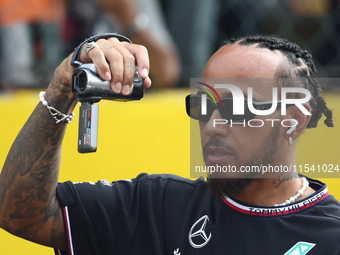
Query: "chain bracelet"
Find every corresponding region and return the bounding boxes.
[39,91,74,124]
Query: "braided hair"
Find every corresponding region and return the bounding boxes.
[224,35,333,128]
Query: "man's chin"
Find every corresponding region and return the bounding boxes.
[208,177,253,199]
[208,171,242,179]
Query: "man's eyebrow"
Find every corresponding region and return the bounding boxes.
[221,91,261,102]
[197,89,262,102]
[221,91,233,98]
[196,89,211,96]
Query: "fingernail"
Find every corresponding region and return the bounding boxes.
[122,85,130,95]
[104,72,111,81]
[141,68,148,77]
[115,83,122,93]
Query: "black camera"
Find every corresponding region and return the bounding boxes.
[72,63,144,153]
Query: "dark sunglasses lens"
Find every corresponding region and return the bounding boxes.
[220,100,254,122]
[219,99,233,120]
[186,96,256,122]
[186,95,211,121]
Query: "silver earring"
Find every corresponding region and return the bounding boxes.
[288,137,292,145]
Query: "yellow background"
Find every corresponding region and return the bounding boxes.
[0,89,339,254]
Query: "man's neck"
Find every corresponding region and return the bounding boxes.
[234,175,316,207]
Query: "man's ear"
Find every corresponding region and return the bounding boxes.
[285,103,311,142]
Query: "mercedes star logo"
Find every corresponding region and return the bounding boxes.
[188,215,212,248]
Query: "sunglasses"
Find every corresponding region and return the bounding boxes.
[185,94,289,122]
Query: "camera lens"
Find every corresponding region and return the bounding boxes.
[76,70,88,94]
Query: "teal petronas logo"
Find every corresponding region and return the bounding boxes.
[284,241,315,255]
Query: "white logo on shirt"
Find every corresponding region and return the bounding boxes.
[173,248,181,255]
[188,215,212,248]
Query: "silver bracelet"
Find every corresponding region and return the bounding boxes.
[39,91,74,124]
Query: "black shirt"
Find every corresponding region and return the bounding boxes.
[54,174,340,255]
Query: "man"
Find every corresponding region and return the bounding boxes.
[0,34,339,254]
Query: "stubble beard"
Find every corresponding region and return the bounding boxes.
[206,122,281,199]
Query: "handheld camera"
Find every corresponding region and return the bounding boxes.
[72,63,144,153]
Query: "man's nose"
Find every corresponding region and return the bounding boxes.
[203,108,229,137]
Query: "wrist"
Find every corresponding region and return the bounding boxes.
[48,54,77,99]
[56,54,75,91]
[39,91,75,124]
[43,87,78,118]
[45,56,78,114]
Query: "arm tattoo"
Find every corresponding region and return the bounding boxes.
[0,64,75,251]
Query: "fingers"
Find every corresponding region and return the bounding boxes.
[123,42,151,89]
[144,77,152,89]
[80,37,151,95]
[106,38,136,94]
[84,45,112,81]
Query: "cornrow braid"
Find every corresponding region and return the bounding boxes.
[223,35,334,128]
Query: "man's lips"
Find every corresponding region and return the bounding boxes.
[205,147,233,164]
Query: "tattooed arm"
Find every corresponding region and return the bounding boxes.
[0,55,76,250]
[0,38,151,250]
